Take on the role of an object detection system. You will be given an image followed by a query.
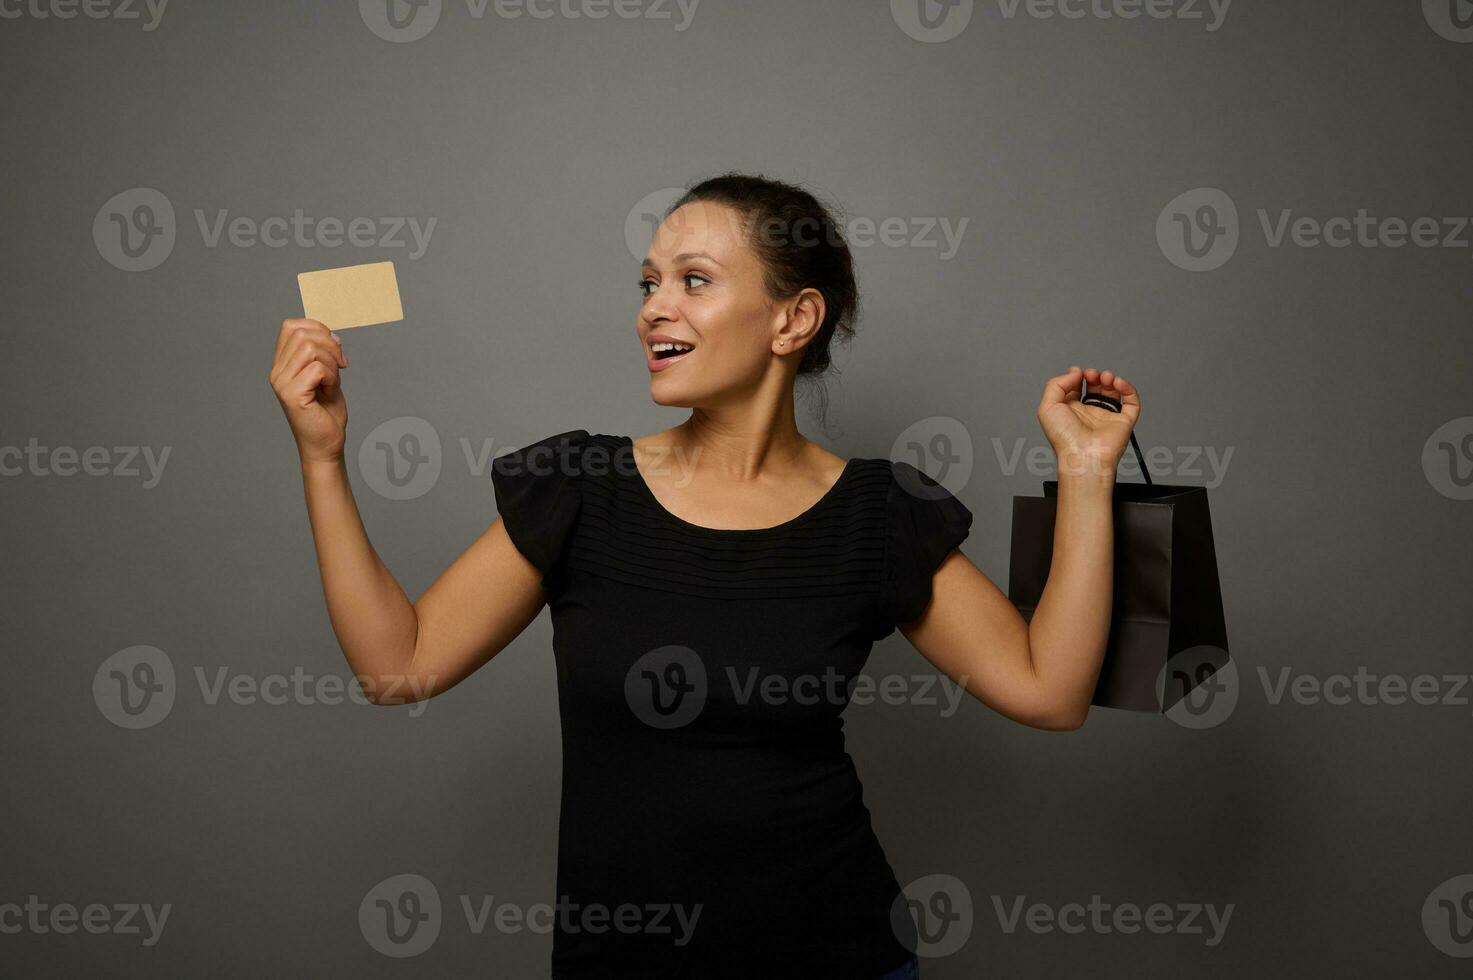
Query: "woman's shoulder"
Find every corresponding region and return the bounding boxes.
[490,429,636,485]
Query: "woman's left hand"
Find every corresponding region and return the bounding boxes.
[1036,366,1141,480]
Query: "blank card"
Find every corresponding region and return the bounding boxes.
[297,261,403,331]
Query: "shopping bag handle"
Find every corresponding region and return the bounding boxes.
[1080,386,1152,485]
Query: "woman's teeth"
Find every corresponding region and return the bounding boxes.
[651,342,694,359]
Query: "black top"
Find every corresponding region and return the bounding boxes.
[490,431,972,979]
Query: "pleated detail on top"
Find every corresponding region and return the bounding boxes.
[566,434,890,601]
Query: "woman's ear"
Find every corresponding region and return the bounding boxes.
[773,288,826,356]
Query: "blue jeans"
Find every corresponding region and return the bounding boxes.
[877,955,920,980]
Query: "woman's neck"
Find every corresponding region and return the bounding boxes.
[665,400,810,482]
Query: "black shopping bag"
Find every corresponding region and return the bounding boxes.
[1006,393,1230,712]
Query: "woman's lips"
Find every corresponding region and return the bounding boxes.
[647,348,693,372]
[646,334,696,372]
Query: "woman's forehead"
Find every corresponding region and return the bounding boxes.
[645,201,752,268]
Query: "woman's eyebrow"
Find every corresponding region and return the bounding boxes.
[642,252,726,270]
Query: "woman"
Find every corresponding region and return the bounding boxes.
[269,174,1139,979]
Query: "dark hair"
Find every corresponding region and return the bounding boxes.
[669,173,858,378]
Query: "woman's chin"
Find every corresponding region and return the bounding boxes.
[648,376,701,408]
[649,386,695,408]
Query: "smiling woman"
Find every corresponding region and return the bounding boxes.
[269,171,1141,979]
[636,176,858,410]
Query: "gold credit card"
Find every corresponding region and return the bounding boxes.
[297,261,403,331]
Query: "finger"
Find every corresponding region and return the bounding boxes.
[1065,365,1082,401]
[1038,366,1083,413]
[292,361,335,408]
[276,317,337,361]
[278,329,347,374]
[279,343,342,396]
[1112,375,1142,423]
[276,318,316,360]
[272,334,317,386]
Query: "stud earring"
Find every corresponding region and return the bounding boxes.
[779,340,786,347]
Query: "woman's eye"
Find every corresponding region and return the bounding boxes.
[638,274,705,296]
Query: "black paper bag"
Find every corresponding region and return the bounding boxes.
[1005,400,1230,713]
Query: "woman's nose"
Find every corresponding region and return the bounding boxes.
[642,286,680,323]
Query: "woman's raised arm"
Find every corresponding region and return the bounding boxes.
[901,366,1138,731]
[269,317,546,705]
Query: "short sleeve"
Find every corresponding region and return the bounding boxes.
[490,429,589,582]
[883,461,974,626]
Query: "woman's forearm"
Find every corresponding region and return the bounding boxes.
[298,455,420,694]
[1025,468,1117,721]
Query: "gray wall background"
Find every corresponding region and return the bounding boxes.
[3,0,1471,976]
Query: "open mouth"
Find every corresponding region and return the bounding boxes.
[646,336,696,371]
[650,342,695,360]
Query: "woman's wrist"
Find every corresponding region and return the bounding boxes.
[299,453,347,477]
[1057,468,1117,496]
[1053,447,1121,486]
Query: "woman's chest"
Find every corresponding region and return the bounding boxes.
[547,573,886,732]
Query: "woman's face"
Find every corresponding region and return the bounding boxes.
[637,201,784,408]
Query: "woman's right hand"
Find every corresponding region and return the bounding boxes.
[270,318,349,464]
